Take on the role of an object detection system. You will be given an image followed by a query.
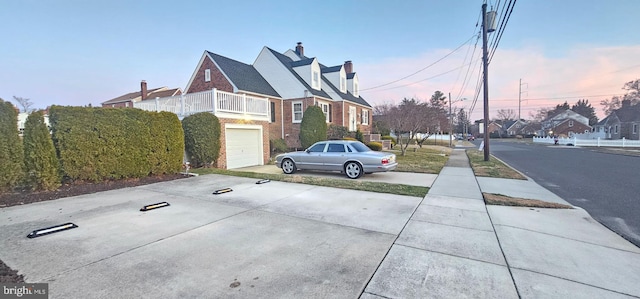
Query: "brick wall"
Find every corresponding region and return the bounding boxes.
[282,97,315,149]
[269,99,283,140]
[187,57,233,94]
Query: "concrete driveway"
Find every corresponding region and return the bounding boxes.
[236,165,438,187]
[0,174,423,298]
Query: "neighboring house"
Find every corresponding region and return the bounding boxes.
[503,119,526,136]
[17,111,50,136]
[487,121,502,136]
[594,100,640,140]
[519,122,542,137]
[174,42,373,169]
[101,80,182,108]
[541,109,591,137]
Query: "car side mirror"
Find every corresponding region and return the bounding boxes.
[305,149,310,153]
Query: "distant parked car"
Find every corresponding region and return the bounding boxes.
[275,140,397,179]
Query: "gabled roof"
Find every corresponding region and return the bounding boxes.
[102,87,170,105]
[321,75,371,107]
[207,51,280,98]
[321,65,342,73]
[612,103,640,122]
[266,47,332,99]
[347,73,356,79]
[290,58,315,67]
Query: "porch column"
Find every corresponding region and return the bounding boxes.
[212,88,217,113]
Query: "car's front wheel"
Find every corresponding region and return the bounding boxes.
[281,159,297,174]
[344,162,363,179]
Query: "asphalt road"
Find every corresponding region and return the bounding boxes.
[483,140,640,248]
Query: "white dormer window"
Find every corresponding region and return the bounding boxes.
[341,77,346,92]
[205,69,211,82]
[354,82,358,97]
[569,120,574,127]
[313,71,319,88]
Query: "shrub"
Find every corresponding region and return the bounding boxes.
[342,137,357,141]
[381,135,397,145]
[366,141,382,151]
[0,99,24,192]
[148,112,184,175]
[49,106,184,182]
[23,110,61,191]
[270,138,288,153]
[327,124,348,140]
[299,106,327,148]
[182,112,221,168]
[355,129,364,142]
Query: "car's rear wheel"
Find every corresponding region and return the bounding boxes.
[344,162,363,179]
[281,159,296,174]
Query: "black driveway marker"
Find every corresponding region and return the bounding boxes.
[27,222,78,238]
[213,188,233,195]
[140,202,170,211]
[256,179,271,184]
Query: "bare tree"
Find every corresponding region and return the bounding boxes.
[376,98,432,156]
[600,79,640,115]
[496,108,517,121]
[12,96,34,113]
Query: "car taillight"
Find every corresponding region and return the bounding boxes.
[382,158,389,164]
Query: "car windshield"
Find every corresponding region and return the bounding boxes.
[349,142,371,152]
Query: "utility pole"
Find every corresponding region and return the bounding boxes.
[482,3,490,161]
[518,79,528,121]
[449,92,452,147]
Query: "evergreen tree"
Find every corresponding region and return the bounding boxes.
[571,99,598,126]
[0,99,25,192]
[23,111,61,190]
[182,112,221,168]
[299,106,327,148]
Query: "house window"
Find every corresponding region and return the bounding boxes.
[361,110,369,125]
[313,71,319,88]
[340,77,346,92]
[319,103,331,123]
[270,102,276,123]
[568,120,574,127]
[615,125,619,134]
[633,124,639,134]
[205,69,211,82]
[292,102,303,123]
[354,83,358,96]
[125,102,129,107]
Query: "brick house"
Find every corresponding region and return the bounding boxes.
[594,100,640,140]
[101,80,182,108]
[541,109,591,137]
[180,42,373,168]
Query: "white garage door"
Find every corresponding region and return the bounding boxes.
[225,125,263,169]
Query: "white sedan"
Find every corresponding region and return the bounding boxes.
[275,140,397,179]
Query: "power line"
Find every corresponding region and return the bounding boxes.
[489,0,516,64]
[360,34,477,91]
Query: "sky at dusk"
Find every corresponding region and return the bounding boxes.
[1,0,639,121]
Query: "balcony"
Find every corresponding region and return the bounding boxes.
[133,88,270,121]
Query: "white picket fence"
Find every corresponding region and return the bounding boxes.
[134,88,270,121]
[533,136,640,147]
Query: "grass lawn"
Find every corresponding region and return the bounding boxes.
[387,145,451,174]
[190,168,429,198]
[483,193,573,209]
[466,149,526,180]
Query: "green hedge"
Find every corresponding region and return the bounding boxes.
[49,106,183,182]
[381,135,397,145]
[182,112,220,168]
[270,138,288,153]
[0,99,24,192]
[366,141,382,151]
[23,110,61,190]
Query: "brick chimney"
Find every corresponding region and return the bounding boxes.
[295,42,304,56]
[140,80,148,100]
[344,61,353,74]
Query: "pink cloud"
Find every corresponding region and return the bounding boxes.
[359,45,640,121]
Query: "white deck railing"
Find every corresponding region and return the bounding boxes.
[533,136,640,147]
[133,88,270,121]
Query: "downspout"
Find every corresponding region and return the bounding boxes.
[280,99,284,139]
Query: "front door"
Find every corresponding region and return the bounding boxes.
[349,106,357,131]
